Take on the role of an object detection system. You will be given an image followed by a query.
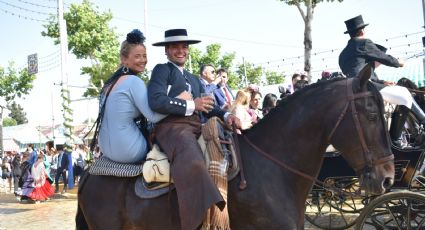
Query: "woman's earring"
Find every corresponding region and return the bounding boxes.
[122,66,129,74]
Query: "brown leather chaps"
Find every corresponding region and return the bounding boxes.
[155,115,225,230]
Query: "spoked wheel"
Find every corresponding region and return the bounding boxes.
[305,177,368,229]
[355,191,425,230]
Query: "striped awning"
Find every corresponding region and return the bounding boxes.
[375,57,425,88]
[3,138,19,152]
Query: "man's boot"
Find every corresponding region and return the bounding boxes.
[389,105,409,146]
[411,100,425,125]
[54,184,59,193]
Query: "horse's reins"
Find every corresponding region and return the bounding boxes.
[241,78,394,190]
[328,78,394,172]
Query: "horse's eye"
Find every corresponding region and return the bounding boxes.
[368,112,378,121]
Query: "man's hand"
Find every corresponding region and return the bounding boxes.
[398,59,405,67]
[383,81,396,86]
[194,96,214,113]
[226,114,241,129]
[213,75,222,85]
[176,91,193,100]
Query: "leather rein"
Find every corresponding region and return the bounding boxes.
[242,78,394,188]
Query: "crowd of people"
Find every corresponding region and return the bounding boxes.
[3,14,425,228]
[0,143,90,203]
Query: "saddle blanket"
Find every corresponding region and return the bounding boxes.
[88,157,143,177]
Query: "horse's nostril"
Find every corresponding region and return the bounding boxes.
[383,177,394,189]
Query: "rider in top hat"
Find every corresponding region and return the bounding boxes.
[339,15,425,142]
[148,29,241,230]
[339,15,404,83]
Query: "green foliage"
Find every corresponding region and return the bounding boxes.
[42,0,120,97]
[235,62,263,87]
[3,117,17,127]
[0,62,36,103]
[7,101,28,125]
[265,71,285,85]
[186,43,235,76]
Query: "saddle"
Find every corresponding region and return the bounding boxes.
[89,117,240,199]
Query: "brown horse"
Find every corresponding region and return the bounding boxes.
[76,64,395,230]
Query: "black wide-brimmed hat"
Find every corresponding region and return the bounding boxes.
[344,15,369,34]
[152,29,201,46]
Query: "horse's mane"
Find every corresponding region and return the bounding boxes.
[248,77,384,132]
[262,78,345,119]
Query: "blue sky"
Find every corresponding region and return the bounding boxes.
[0,0,423,125]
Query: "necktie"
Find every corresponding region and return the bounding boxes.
[58,153,63,168]
[182,72,192,94]
[223,87,232,103]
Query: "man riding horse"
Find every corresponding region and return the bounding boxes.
[147,29,241,230]
[339,15,425,144]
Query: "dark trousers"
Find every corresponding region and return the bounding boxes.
[55,169,67,189]
[13,175,20,192]
[155,115,224,230]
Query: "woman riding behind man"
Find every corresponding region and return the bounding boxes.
[97,29,189,163]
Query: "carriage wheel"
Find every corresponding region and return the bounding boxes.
[305,177,367,230]
[355,191,425,230]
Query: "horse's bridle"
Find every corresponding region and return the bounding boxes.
[241,78,394,189]
[327,78,394,173]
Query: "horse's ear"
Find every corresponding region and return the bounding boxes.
[357,63,374,89]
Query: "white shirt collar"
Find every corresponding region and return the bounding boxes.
[168,61,184,74]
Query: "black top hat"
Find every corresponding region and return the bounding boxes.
[344,15,369,34]
[152,29,201,46]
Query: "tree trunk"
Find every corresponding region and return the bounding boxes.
[304,3,313,76]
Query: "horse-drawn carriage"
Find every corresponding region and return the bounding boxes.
[305,79,425,230]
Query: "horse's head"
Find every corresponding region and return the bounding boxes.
[328,63,395,195]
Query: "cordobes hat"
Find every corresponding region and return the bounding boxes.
[152,29,201,46]
[344,15,369,34]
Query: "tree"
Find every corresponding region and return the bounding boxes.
[279,0,343,75]
[235,62,263,88]
[265,71,286,85]
[186,43,238,88]
[186,43,236,76]
[0,62,36,103]
[7,101,28,125]
[42,0,120,97]
[3,117,17,127]
[0,62,35,156]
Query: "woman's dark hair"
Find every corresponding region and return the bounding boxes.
[262,93,278,116]
[262,93,278,109]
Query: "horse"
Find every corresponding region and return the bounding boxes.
[76,63,395,230]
